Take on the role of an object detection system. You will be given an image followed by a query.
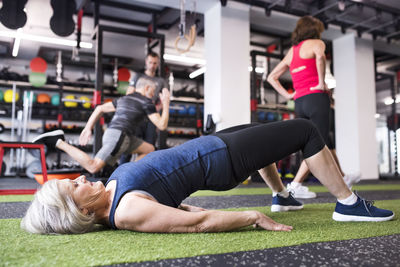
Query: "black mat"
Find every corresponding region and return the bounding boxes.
[0,178,39,190]
[111,234,400,267]
[0,202,30,219]
[182,190,400,210]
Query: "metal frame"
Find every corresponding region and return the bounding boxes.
[0,142,48,182]
[390,75,398,175]
[250,50,283,121]
[376,72,399,177]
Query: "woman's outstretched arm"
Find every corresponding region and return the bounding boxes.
[178,203,207,212]
[115,194,292,233]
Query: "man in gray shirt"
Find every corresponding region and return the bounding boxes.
[130,51,168,147]
[33,78,170,174]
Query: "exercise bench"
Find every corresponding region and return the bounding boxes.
[0,142,48,182]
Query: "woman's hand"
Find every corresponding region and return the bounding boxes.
[253,211,293,232]
[179,204,207,212]
[310,83,328,91]
[79,128,92,146]
[288,91,296,100]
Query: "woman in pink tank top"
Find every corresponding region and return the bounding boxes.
[267,16,359,199]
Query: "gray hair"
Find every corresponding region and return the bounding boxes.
[20,179,95,234]
[135,77,156,90]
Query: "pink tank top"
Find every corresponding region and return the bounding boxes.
[290,40,325,100]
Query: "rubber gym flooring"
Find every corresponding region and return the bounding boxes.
[1,177,400,266]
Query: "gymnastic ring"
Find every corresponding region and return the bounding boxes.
[175,35,192,54]
[174,25,196,54]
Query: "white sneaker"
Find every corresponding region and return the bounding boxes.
[343,173,361,189]
[287,183,317,199]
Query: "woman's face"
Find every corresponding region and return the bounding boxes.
[60,176,105,209]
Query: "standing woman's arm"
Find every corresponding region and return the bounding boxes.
[310,40,327,90]
[267,48,295,100]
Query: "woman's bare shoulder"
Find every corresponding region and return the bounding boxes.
[114,192,157,218]
[106,179,116,190]
[305,39,325,47]
[113,192,166,231]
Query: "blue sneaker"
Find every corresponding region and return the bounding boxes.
[333,195,394,222]
[271,193,303,212]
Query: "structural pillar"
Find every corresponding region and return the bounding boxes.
[204,2,250,131]
[333,34,378,179]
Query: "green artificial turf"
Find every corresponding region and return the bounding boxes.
[1,200,399,266]
[1,184,400,202]
[0,194,34,202]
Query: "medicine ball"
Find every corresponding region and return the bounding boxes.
[79,96,91,108]
[51,94,60,106]
[282,113,290,120]
[64,95,78,107]
[187,106,196,116]
[267,112,275,121]
[178,105,187,115]
[37,93,51,104]
[257,111,266,121]
[169,104,176,115]
[4,89,19,102]
[287,100,295,111]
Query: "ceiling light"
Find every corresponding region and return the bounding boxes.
[12,29,22,57]
[189,66,206,79]
[163,54,206,65]
[0,30,93,49]
[190,65,265,79]
[248,66,264,73]
[384,97,395,105]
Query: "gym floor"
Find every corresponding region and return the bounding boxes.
[1,177,400,266]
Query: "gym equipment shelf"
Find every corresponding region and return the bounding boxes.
[170,96,204,103]
[0,79,118,95]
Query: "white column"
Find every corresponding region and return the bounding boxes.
[204,2,250,131]
[333,34,378,179]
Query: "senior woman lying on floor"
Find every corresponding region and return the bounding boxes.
[21,119,394,234]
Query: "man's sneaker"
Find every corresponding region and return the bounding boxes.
[343,173,361,189]
[287,183,317,199]
[333,195,394,222]
[32,130,65,149]
[271,193,304,212]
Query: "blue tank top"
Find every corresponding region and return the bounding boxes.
[107,135,234,229]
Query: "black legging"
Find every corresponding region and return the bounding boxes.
[214,119,325,181]
[294,93,332,149]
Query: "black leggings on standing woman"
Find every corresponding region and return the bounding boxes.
[294,92,332,149]
[214,119,325,181]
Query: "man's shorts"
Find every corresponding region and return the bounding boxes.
[95,128,143,166]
